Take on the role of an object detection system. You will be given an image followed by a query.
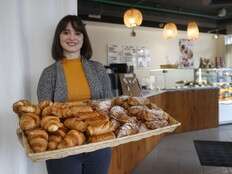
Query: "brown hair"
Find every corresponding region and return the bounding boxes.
[52,15,92,60]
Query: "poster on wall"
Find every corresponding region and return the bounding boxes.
[107,44,151,67]
[122,45,137,66]
[107,44,122,64]
[179,39,194,68]
[136,46,151,68]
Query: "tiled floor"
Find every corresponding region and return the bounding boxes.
[133,124,232,174]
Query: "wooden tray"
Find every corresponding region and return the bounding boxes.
[17,116,180,162]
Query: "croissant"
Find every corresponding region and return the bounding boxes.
[19,113,40,130]
[88,132,115,143]
[57,130,86,149]
[48,135,62,150]
[17,105,36,116]
[41,116,63,132]
[38,100,53,110]
[64,118,87,132]
[87,120,115,136]
[26,129,48,140]
[13,99,31,114]
[26,129,48,153]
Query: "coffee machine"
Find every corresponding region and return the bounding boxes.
[105,63,134,97]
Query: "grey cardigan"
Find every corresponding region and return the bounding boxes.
[37,58,113,102]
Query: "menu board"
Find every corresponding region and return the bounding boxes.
[107,44,151,68]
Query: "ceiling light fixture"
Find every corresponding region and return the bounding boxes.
[163,22,178,39]
[123,8,143,37]
[187,21,199,40]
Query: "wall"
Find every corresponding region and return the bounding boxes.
[86,21,226,86]
[0,1,77,174]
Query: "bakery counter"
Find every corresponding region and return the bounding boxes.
[109,87,219,174]
[147,87,219,133]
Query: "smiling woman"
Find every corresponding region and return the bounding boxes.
[37,15,113,174]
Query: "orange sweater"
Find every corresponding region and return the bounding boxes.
[62,58,90,101]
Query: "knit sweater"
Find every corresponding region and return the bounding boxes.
[37,58,113,102]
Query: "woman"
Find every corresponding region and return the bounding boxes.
[37,15,113,174]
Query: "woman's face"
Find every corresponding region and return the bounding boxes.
[60,22,84,54]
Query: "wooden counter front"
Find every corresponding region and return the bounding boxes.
[148,88,219,133]
[109,88,219,174]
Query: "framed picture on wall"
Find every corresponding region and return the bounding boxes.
[179,39,194,68]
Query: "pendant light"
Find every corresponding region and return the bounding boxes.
[123,8,143,36]
[187,21,199,40]
[163,22,178,39]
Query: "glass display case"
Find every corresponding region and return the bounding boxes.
[194,68,232,102]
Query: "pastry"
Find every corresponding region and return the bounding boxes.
[26,129,48,153]
[128,105,146,120]
[116,117,140,138]
[127,97,150,106]
[110,106,130,123]
[38,100,53,110]
[92,100,112,113]
[13,99,31,114]
[74,112,100,120]
[87,120,115,136]
[57,130,86,149]
[85,113,109,126]
[64,117,88,132]
[145,120,168,129]
[41,116,63,132]
[19,113,40,130]
[88,132,115,143]
[48,135,62,150]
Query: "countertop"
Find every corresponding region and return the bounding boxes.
[142,86,219,98]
